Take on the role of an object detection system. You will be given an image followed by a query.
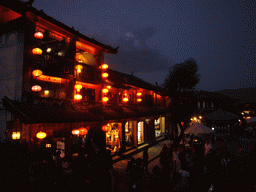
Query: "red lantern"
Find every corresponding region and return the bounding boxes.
[79,127,88,135]
[31,85,42,92]
[32,69,43,77]
[102,73,109,78]
[102,124,111,132]
[36,131,47,139]
[32,48,43,55]
[101,64,108,69]
[34,31,44,39]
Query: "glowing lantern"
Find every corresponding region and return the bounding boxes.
[123,97,129,102]
[102,124,111,132]
[101,64,108,69]
[137,92,142,96]
[36,131,47,139]
[72,129,80,135]
[75,54,83,62]
[137,98,142,102]
[75,84,82,91]
[107,85,111,89]
[32,48,43,55]
[32,69,43,77]
[34,31,44,39]
[12,132,20,140]
[74,94,82,100]
[79,127,88,135]
[181,122,184,126]
[46,48,52,53]
[102,88,109,93]
[31,85,42,92]
[102,97,109,102]
[102,73,109,78]
[76,65,83,73]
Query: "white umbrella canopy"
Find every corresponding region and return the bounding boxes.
[184,123,214,134]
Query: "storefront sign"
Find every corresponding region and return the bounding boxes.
[37,75,66,84]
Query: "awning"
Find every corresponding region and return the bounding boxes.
[2,96,169,124]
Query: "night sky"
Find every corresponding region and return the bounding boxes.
[33,0,255,92]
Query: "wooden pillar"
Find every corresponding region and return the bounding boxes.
[121,120,126,152]
[133,121,138,147]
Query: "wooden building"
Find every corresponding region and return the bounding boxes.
[0,1,170,155]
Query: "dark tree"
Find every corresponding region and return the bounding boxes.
[162,58,200,145]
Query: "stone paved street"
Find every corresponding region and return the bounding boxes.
[113,140,170,192]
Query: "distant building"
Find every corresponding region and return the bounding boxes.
[0,1,170,154]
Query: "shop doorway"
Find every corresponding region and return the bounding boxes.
[137,121,144,144]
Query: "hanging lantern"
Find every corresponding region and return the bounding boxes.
[12,132,20,140]
[34,31,44,39]
[31,85,42,92]
[76,65,83,73]
[106,85,111,89]
[102,124,111,132]
[36,131,47,139]
[137,98,142,102]
[102,97,109,102]
[75,54,83,63]
[123,97,129,102]
[32,69,43,77]
[75,84,82,91]
[74,94,82,100]
[101,64,108,69]
[102,88,109,93]
[32,48,43,55]
[181,122,184,126]
[72,129,80,135]
[137,92,142,96]
[102,73,109,78]
[79,127,88,136]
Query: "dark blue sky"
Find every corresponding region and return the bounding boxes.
[33,0,255,92]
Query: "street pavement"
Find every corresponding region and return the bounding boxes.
[112,135,256,192]
[113,139,170,192]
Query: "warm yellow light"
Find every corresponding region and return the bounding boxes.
[72,129,80,135]
[137,98,142,102]
[102,73,109,78]
[46,48,52,53]
[190,118,193,121]
[31,85,42,92]
[36,131,47,139]
[74,94,82,100]
[32,48,43,55]
[193,117,197,121]
[102,88,109,93]
[137,92,142,96]
[76,65,83,73]
[123,97,129,102]
[44,90,49,97]
[32,69,43,77]
[102,97,109,102]
[107,85,111,89]
[75,84,82,91]
[199,116,202,119]
[12,132,20,140]
[101,64,108,69]
[46,144,51,148]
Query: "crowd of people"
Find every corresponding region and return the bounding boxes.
[1,133,256,192]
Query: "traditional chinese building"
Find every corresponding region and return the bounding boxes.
[0,1,170,155]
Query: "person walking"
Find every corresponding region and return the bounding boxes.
[143,148,149,173]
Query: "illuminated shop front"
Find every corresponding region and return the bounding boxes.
[155,117,165,137]
[106,123,122,152]
[125,121,134,148]
[137,121,144,144]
